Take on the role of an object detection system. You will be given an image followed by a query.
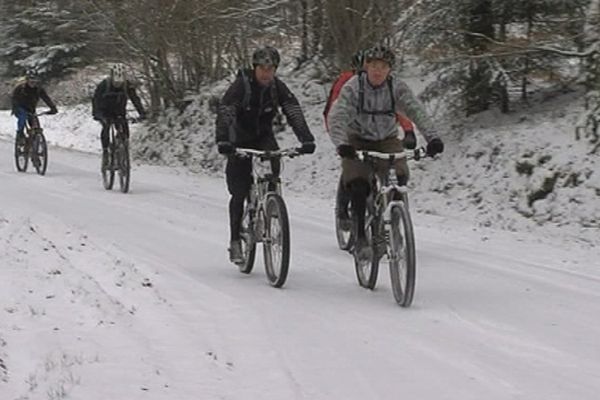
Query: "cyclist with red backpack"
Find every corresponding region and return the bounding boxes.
[329,45,444,262]
[325,50,419,237]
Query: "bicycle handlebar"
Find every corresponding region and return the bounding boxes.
[235,147,303,159]
[28,110,54,117]
[356,147,428,162]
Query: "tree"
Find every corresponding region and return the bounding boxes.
[0,0,91,79]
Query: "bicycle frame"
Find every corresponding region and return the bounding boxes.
[234,147,302,287]
[236,148,296,242]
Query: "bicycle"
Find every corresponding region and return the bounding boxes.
[335,175,354,251]
[14,110,52,175]
[101,116,131,193]
[350,147,429,307]
[234,147,303,288]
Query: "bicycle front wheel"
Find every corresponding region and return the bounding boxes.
[335,177,354,251]
[388,202,416,307]
[32,133,48,175]
[354,211,380,290]
[117,141,130,193]
[238,202,257,274]
[102,147,115,190]
[14,135,28,172]
[263,194,290,288]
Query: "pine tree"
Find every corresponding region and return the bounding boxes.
[0,0,90,79]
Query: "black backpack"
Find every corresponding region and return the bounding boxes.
[238,69,280,111]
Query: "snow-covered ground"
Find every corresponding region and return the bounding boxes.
[1,117,600,399]
[1,64,599,399]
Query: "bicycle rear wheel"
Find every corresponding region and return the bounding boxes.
[263,194,290,288]
[117,140,130,193]
[354,208,379,290]
[335,177,354,251]
[388,202,416,307]
[238,202,257,274]
[102,146,115,190]
[14,135,28,172]
[32,133,48,175]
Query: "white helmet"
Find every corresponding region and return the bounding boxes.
[110,63,127,87]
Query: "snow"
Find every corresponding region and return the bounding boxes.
[0,66,599,399]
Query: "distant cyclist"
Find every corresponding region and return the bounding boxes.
[216,46,316,264]
[92,63,146,167]
[11,70,58,139]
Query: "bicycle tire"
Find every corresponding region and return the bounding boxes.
[354,207,379,290]
[238,202,257,274]
[32,132,48,175]
[388,202,416,307]
[263,194,290,288]
[14,135,28,172]
[335,177,354,251]
[118,140,130,193]
[102,145,115,190]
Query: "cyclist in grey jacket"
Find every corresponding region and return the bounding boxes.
[329,44,444,262]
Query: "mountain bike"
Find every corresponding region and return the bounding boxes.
[234,147,303,288]
[14,110,52,175]
[101,116,131,193]
[335,175,354,251]
[351,147,429,307]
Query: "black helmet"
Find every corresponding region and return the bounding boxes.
[252,46,280,67]
[364,45,395,67]
[351,50,364,70]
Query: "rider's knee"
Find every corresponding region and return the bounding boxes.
[347,178,370,198]
[396,174,408,186]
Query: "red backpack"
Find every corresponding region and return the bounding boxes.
[323,71,414,134]
[323,71,354,132]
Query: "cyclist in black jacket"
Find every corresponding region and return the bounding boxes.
[216,46,316,264]
[11,70,58,138]
[92,63,146,167]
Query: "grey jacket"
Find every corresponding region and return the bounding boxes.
[329,73,439,147]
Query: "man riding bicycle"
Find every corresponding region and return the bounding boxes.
[216,46,316,264]
[329,44,444,262]
[92,63,146,167]
[11,70,58,139]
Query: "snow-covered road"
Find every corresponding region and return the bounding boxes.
[1,138,599,400]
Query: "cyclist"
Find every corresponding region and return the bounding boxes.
[216,46,316,264]
[11,70,58,140]
[324,50,417,232]
[92,63,146,167]
[329,44,444,262]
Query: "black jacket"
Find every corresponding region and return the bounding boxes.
[216,69,314,146]
[11,83,56,114]
[92,79,145,119]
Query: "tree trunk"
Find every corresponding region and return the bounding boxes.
[464,0,494,116]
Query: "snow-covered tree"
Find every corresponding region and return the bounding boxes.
[405,0,588,116]
[0,0,90,79]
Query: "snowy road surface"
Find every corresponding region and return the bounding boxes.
[1,138,599,400]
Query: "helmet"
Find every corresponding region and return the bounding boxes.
[351,50,365,70]
[25,69,40,84]
[364,45,395,67]
[110,63,127,86]
[252,46,280,68]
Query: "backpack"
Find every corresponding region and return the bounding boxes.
[357,70,395,116]
[323,70,354,132]
[238,69,279,112]
[323,70,414,133]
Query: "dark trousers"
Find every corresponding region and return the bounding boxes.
[100,117,129,150]
[226,135,279,241]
